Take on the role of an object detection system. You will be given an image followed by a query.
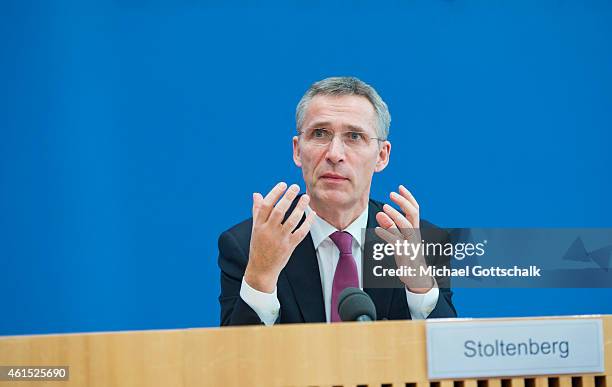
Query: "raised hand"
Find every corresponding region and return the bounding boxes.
[244,182,317,293]
[375,185,435,293]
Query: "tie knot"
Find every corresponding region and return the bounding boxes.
[329,231,353,255]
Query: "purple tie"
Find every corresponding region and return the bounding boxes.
[329,231,359,322]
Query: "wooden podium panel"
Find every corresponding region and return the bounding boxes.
[0,316,610,387]
[183,320,427,386]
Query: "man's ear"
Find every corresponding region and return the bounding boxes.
[374,141,391,172]
[292,136,302,167]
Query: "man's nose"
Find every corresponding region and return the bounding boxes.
[325,135,346,163]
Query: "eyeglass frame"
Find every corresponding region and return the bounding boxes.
[297,127,387,148]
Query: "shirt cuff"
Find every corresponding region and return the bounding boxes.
[239,277,281,326]
[405,282,439,320]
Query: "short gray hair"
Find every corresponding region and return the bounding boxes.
[296,76,391,140]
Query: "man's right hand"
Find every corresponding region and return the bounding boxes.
[244,182,316,293]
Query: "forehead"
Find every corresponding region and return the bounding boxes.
[302,94,377,133]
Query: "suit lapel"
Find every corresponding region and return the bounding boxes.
[284,233,326,323]
[282,195,326,323]
[363,200,394,320]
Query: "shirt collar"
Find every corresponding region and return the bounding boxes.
[306,205,369,249]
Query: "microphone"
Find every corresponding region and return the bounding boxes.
[337,287,377,322]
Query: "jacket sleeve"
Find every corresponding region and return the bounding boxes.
[427,286,457,318]
[218,228,266,326]
[387,284,456,320]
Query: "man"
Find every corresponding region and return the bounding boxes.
[219,76,456,326]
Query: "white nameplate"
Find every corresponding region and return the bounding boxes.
[426,318,604,379]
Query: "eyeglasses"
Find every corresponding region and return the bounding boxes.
[298,128,385,149]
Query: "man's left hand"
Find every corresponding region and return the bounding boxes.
[375,185,436,293]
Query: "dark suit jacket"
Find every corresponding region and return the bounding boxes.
[218,197,457,326]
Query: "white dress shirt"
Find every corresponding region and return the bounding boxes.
[240,205,439,325]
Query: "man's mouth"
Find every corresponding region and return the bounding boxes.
[320,173,349,181]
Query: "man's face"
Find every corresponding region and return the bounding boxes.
[293,94,391,211]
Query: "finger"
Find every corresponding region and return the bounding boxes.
[258,182,288,223]
[283,194,310,232]
[390,191,419,227]
[374,226,401,245]
[384,203,419,241]
[383,203,414,229]
[399,185,419,210]
[268,184,301,224]
[375,211,404,239]
[290,207,317,245]
[375,211,395,229]
[252,192,264,223]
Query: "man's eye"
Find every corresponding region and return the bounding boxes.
[349,132,365,141]
[313,129,326,138]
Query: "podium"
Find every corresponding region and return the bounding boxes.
[0,316,610,387]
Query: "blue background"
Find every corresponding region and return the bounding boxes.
[1,1,611,336]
